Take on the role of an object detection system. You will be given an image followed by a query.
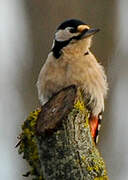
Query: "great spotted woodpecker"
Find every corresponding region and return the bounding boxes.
[37,19,108,143]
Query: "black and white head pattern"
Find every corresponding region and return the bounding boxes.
[51,19,88,58]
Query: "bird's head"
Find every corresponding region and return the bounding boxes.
[51,19,100,58]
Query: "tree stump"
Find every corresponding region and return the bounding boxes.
[18,85,109,180]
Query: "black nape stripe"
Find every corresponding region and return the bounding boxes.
[52,39,71,59]
[52,19,88,59]
[52,29,88,59]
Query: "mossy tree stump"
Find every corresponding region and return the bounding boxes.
[18,85,109,180]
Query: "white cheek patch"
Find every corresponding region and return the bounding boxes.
[55,29,79,42]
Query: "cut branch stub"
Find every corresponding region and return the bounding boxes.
[35,85,108,180]
[36,85,77,134]
[18,85,108,179]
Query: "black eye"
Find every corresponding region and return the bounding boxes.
[69,28,77,33]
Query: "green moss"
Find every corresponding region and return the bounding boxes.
[18,108,43,179]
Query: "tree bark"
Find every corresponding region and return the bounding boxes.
[18,85,108,179]
[35,85,109,180]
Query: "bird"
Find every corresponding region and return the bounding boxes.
[37,19,108,143]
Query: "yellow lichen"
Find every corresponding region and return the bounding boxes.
[17,88,108,179]
[87,166,93,172]
[84,116,89,128]
[73,89,108,179]
[94,176,109,180]
[86,153,107,178]
[81,155,86,161]
[18,108,42,179]
[74,90,90,122]
[74,99,85,112]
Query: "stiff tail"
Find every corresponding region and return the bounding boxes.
[89,114,102,144]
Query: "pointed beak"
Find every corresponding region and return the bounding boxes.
[77,24,100,39]
[83,28,100,38]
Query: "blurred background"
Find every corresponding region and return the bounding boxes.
[0,0,128,179]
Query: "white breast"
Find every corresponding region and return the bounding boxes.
[37,51,108,116]
[64,51,108,115]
